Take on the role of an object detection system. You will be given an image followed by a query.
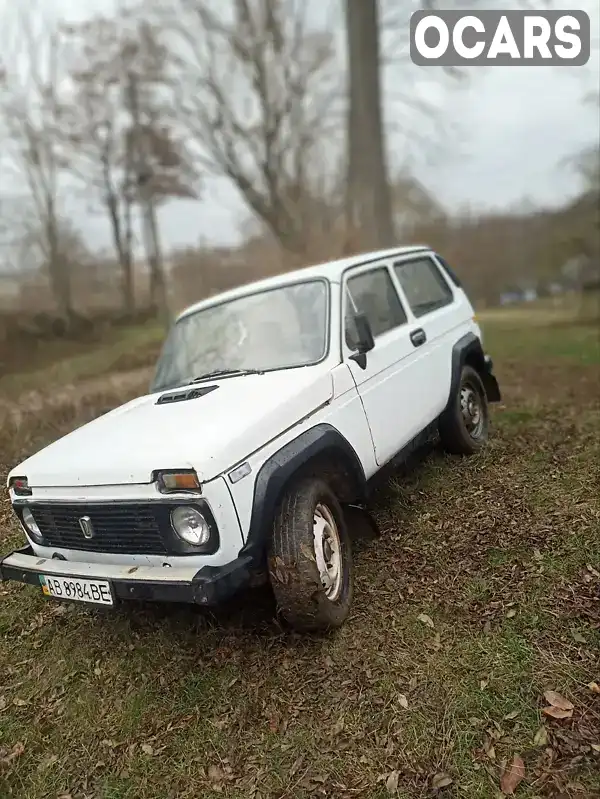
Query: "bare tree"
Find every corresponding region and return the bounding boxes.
[60,16,137,315]
[61,12,197,320]
[0,7,73,321]
[155,0,342,256]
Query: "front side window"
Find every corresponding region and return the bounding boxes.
[346,267,407,341]
[394,257,453,318]
[151,280,329,391]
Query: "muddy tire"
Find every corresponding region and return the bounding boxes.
[439,365,489,455]
[268,477,353,632]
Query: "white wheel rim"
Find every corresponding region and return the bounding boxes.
[313,502,343,601]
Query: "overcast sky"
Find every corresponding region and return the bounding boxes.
[3,0,599,251]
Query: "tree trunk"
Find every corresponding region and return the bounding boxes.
[140,199,169,325]
[104,159,135,316]
[126,71,169,326]
[345,0,394,251]
[45,202,73,325]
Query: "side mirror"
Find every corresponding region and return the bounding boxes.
[353,312,375,353]
[349,312,374,369]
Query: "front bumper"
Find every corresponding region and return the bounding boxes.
[0,546,253,606]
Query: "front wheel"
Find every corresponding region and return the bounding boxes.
[268,478,353,632]
[439,365,490,455]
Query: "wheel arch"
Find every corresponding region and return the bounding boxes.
[446,333,501,407]
[239,423,366,562]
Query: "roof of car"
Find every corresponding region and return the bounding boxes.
[177,245,431,321]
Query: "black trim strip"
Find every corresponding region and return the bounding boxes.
[447,333,502,405]
[240,423,366,562]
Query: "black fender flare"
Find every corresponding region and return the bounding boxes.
[446,332,501,408]
[239,423,366,563]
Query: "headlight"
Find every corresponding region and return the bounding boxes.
[21,507,44,544]
[170,506,211,546]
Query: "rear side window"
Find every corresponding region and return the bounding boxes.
[347,267,407,339]
[394,257,454,318]
[435,254,462,287]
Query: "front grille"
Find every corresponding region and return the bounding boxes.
[29,503,168,555]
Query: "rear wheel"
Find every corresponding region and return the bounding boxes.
[439,365,489,455]
[268,477,353,632]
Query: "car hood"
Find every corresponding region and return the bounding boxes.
[10,369,334,488]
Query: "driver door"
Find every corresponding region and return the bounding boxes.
[343,262,431,466]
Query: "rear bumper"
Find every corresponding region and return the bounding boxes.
[0,546,253,606]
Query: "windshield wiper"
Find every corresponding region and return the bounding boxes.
[191,368,264,383]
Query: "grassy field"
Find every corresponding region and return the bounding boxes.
[0,306,599,799]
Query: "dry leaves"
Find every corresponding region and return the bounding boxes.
[542,706,573,720]
[417,613,435,629]
[483,736,496,761]
[533,726,549,747]
[0,742,25,769]
[397,694,409,710]
[542,690,574,720]
[385,769,400,793]
[431,772,453,790]
[500,754,525,795]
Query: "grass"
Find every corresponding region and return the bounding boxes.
[0,321,163,400]
[1,303,599,798]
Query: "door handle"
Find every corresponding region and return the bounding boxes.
[410,328,427,347]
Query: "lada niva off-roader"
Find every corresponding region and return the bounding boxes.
[1,246,501,632]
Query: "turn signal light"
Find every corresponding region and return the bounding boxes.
[156,470,201,493]
[9,476,32,496]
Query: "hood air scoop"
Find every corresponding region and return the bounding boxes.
[156,385,219,405]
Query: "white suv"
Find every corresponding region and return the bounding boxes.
[1,246,501,631]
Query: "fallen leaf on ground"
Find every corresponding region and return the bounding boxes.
[506,608,517,618]
[500,755,525,795]
[385,770,400,793]
[543,691,574,711]
[431,772,453,790]
[417,613,435,629]
[588,682,600,695]
[140,744,153,756]
[0,742,25,767]
[397,694,409,709]
[542,706,573,720]
[533,727,548,746]
[586,563,600,578]
[208,764,224,783]
[484,737,496,760]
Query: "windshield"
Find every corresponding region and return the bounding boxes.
[151,279,329,391]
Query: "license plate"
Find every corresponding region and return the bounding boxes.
[39,574,113,606]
